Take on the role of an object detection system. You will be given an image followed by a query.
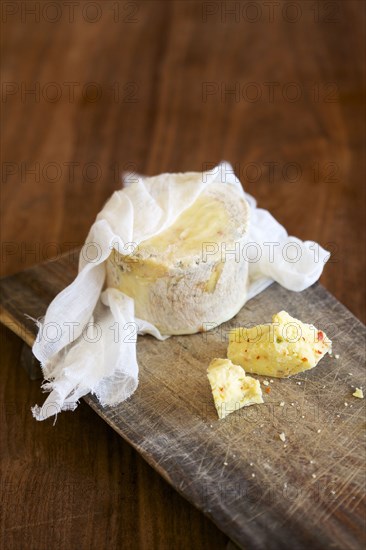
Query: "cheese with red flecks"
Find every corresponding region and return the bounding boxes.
[228,311,332,378]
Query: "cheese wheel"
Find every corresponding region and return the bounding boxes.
[106,182,250,335]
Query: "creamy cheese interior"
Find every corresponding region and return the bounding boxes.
[138,193,230,265]
[109,185,247,293]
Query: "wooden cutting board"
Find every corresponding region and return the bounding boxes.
[0,252,365,550]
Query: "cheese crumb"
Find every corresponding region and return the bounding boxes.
[252,473,256,477]
[263,380,269,386]
[344,402,348,407]
[353,388,364,399]
[207,358,264,419]
[223,462,228,466]
[312,474,317,479]
[317,429,321,433]
[334,354,340,359]
[279,432,286,442]
[279,401,285,407]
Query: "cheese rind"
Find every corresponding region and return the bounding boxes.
[207,358,264,420]
[227,311,332,378]
[106,182,250,335]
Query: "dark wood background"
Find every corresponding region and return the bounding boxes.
[1,1,365,549]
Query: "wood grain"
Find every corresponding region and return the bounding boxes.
[1,0,365,322]
[1,252,365,549]
[1,1,365,548]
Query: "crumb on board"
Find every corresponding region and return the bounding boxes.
[279,432,286,442]
[263,380,269,386]
[344,402,349,407]
[317,429,321,433]
[279,401,285,407]
[312,473,317,479]
[334,354,340,359]
[353,388,364,399]
[223,462,228,466]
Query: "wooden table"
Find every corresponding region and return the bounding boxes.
[1,1,365,548]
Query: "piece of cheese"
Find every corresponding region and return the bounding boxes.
[207,358,263,419]
[227,311,332,378]
[353,388,364,399]
[106,182,249,335]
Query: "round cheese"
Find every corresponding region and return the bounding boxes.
[106,182,250,335]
